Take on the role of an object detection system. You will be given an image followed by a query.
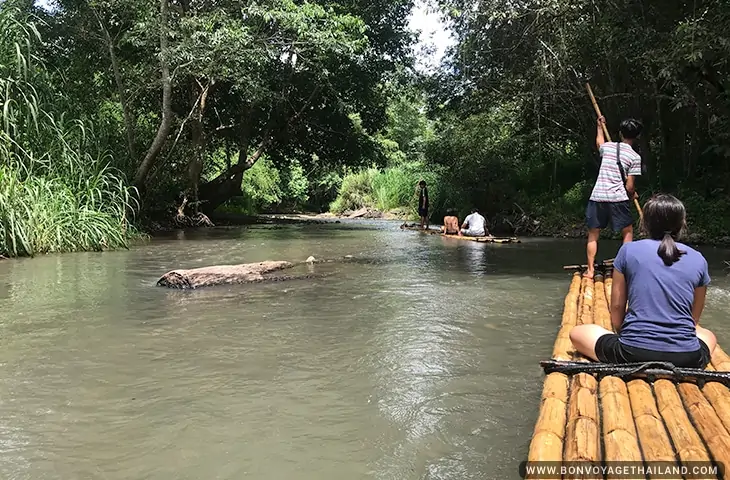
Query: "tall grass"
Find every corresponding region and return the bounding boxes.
[0,4,138,257]
[330,164,448,218]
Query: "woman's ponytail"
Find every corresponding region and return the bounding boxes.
[657,231,683,266]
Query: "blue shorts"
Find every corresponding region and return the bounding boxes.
[585,200,633,231]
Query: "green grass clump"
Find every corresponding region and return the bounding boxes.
[0,5,138,257]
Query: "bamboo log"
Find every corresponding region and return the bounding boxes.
[527,373,570,464]
[702,379,730,434]
[711,346,730,372]
[654,379,712,464]
[156,260,293,288]
[599,377,642,466]
[564,373,601,469]
[579,277,594,326]
[678,383,730,470]
[604,274,613,312]
[573,277,595,362]
[626,380,676,463]
[593,275,612,331]
[552,273,582,361]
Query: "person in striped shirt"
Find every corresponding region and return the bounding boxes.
[584,116,643,278]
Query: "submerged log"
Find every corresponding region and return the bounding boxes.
[157,261,294,289]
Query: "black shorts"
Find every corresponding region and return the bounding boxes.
[585,200,633,231]
[418,207,428,218]
[595,334,712,369]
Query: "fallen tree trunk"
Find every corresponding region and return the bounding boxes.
[157,260,293,289]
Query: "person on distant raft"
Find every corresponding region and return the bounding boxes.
[584,116,643,279]
[416,180,429,229]
[460,208,488,237]
[570,194,716,368]
[441,208,462,235]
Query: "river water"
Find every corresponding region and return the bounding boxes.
[1,219,729,480]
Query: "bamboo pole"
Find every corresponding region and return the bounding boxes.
[564,373,601,468]
[604,272,613,312]
[579,277,594,326]
[573,276,595,362]
[678,383,730,470]
[552,273,582,361]
[711,346,730,372]
[701,365,730,434]
[654,379,712,464]
[599,377,642,465]
[626,380,676,463]
[527,373,570,465]
[593,274,612,331]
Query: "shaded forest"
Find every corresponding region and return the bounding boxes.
[1,0,729,256]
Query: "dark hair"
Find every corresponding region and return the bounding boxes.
[418,180,426,186]
[471,207,479,213]
[641,194,687,266]
[619,118,643,140]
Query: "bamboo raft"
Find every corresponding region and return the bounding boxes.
[399,223,521,243]
[527,269,730,478]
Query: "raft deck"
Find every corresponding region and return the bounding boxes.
[399,223,521,244]
[527,271,730,477]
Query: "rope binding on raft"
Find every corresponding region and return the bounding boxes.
[541,359,730,388]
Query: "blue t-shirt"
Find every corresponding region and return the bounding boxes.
[613,239,710,352]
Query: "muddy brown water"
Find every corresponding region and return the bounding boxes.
[1,219,729,479]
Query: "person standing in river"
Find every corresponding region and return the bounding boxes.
[584,116,643,279]
[416,180,429,229]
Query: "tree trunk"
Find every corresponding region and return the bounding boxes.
[93,8,137,163]
[198,134,270,214]
[134,0,173,189]
[188,79,211,213]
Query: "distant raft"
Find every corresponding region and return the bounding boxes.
[399,223,521,244]
[526,267,730,476]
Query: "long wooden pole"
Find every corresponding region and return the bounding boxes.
[585,83,644,221]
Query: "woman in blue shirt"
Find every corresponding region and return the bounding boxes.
[570,194,716,368]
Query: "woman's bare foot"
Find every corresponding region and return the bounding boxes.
[583,269,595,279]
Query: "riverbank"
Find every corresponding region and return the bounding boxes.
[177,210,730,248]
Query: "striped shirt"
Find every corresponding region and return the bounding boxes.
[589,142,642,202]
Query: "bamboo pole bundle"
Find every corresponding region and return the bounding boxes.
[552,273,582,361]
[654,379,712,464]
[529,274,582,468]
[527,373,570,466]
[598,377,642,465]
[711,346,730,371]
[564,373,601,470]
[678,383,730,470]
[625,380,676,463]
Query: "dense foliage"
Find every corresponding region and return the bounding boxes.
[0,0,414,255]
[3,0,730,257]
[421,0,730,238]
